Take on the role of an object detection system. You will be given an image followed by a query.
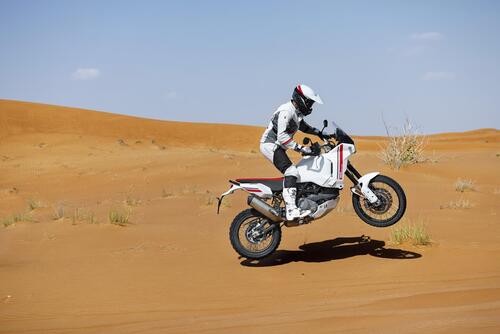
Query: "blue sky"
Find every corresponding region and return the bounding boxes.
[1,0,499,135]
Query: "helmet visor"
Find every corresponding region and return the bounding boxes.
[305,98,315,109]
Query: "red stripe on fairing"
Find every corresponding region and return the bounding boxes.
[282,137,293,145]
[245,188,262,193]
[236,177,283,181]
[338,144,344,180]
[297,85,303,95]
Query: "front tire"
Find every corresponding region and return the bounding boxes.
[229,209,281,259]
[352,175,406,227]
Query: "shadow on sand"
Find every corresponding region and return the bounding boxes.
[241,236,421,267]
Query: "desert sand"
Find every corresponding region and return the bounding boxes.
[1,99,499,333]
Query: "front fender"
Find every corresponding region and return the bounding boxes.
[352,172,380,204]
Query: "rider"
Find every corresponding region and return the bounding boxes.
[260,84,324,221]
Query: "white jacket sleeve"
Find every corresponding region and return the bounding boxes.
[276,109,298,150]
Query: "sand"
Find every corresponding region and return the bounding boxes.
[1,99,499,333]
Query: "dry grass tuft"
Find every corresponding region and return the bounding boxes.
[379,119,426,169]
[204,191,215,206]
[390,219,431,246]
[27,198,42,211]
[109,209,130,226]
[454,178,476,192]
[440,198,473,210]
[3,212,33,227]
[125,196,141,206]
[162,188,174,198]
[52,204,65,220]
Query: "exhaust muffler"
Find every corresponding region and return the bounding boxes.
[247,196,283,223]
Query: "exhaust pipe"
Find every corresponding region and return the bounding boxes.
[247,196,283,222]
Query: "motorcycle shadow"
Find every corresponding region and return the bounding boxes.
[240,236,421,267]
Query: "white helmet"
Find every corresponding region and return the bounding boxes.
[292,84,323,116]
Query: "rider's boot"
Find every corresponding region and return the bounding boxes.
[283,187,311,221]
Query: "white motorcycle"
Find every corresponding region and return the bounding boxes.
[217,121,406,260]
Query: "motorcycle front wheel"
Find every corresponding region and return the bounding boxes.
[229,209,281,259]
[352,174,406,227]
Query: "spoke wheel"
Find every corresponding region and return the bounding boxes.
[230,209,281,259]
[352,175,406,227]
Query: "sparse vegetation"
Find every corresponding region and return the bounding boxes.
[53,204,65,220]
[454,178,476,192]
[390,220,431,246]
[71,208,85,225]
[125,196,141,206]
[221,197,232,208]
[117,139,128,146]
[3,212,33,227]
[424,150,441,163]
[109,209,130,226]
[204,191,215,206]
[379,119,426,169]
[440,198,473,210]
[27,198,42,211]
[162,188,173,198]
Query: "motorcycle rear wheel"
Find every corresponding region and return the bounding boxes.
[229,209,281,259]
[352,174,406,227]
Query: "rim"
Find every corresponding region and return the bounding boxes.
[238,216,275,254]
[360,181,400,222]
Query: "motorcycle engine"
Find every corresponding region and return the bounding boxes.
[298,198,318,214]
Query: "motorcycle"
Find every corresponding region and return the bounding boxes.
[217,120,406,260]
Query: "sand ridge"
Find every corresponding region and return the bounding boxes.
[0,100,499,333]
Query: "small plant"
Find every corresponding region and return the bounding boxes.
[440,198,473,210]
[424,150,441,163]
[109,209,130,226]
[222,197,232,208]
[390,220,431,246]
[53,204,65,220]
[379,119,426,169]
[125,196,141,206]
[86,212,98,224]
[204,191,215,206]
[162,189,173,198]
[27,198,42,211]
[3,212,33,227]
[71,208,86,225]
[3,217,14,227]
[454,178,475,192]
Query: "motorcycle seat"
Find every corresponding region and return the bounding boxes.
[235,177,284,192]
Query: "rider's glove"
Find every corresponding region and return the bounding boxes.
[294,144,312,155]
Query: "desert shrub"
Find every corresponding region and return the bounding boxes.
[53,204,65,220]
[3,212,33,227]
[162,188,173,198]
[204,191,215,206]
[28,198,42,211]
[379,119,426,169]
[125,196,141,206]
[390,220,431,246]
[440,198,473,209]
[109,209,130,226]
[454,178,475,192]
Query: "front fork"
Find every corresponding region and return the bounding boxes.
[345,162,380,204]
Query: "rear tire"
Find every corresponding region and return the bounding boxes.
[229,209,281,259]
[352,175,406,227]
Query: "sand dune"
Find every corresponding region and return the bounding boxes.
[0,100,499,333]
